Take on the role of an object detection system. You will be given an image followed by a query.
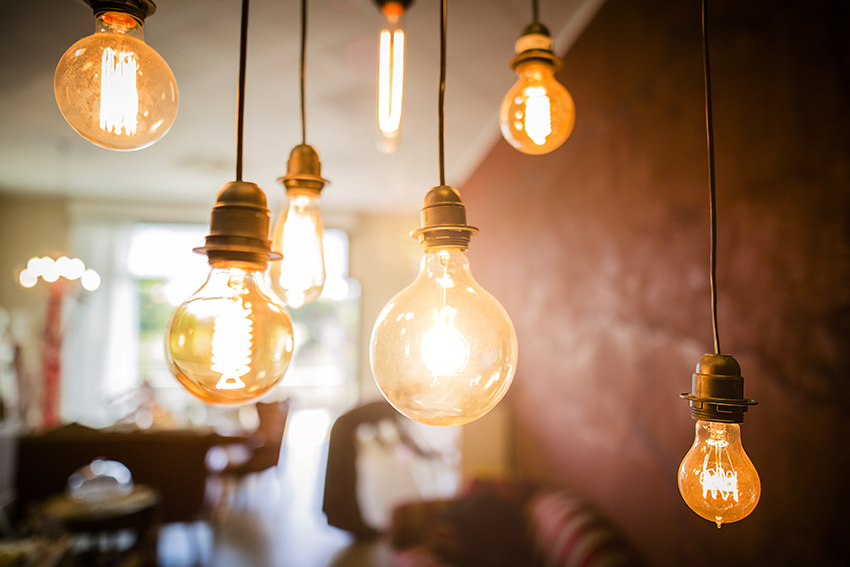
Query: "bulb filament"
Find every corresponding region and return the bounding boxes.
[524,86,552,145]
[100,47,139,135]
[699,434,739,503]
[211,299,252,390]
[378,29,404,135]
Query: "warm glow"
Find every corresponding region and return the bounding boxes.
[211,299,252,390]
[678,421,760,528]
[81,269,101,291]
[371,248,517,426]
[269,193,325,309]
[378,29,404,136]
[19,256,99,290]
[99,47,139,135]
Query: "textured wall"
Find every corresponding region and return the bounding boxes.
[461,0,850,566]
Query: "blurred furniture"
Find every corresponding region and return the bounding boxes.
[14,423,248,525]
[390,479,645,567]
[36,484,160,567]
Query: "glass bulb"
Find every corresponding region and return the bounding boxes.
[370,248,518,426]
[268,192,325,308]
[166,265,294,406]
[499,60,574,155]
[678,420,760,528]
[377,2,406,153]
[54,11,178,151]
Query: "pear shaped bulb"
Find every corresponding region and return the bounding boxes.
[678,420,761,528]
[499,60,574,155]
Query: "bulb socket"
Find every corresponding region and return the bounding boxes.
[411,186,479,252]
[681,353,757,423]
[511,24,561,71]
[195,181,280,270]
[278,144,328,197]
[86,0,156,24]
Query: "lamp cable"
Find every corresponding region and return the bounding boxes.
[438,0,446,186]
[532,0,539,25]
[702,0,721,355]
[300,0,307,145]
[235,0,250,181]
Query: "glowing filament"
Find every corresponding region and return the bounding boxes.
[421,306,468,376]
[378,29,404,135]
[699,437,739,502]
[100,47,139,135]
[524,86,551,145]
[211,300,252,390]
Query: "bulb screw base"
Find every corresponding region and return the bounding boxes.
[681,353,757,423]
[278,144,328,197]
[195,181,280,270]
[411,186,479,252]
[511,23,562,71]
[86,0,156,23]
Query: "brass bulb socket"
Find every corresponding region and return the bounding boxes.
[411,185,479,252]
[680,353,757,423]
[278,144,328,197]
[86,0,156,24]
[195,181,279,271]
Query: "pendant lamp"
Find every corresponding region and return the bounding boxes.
[370,0,518,427]
[678,0,760,528]
[165,0,294,407]
[374,0,413,154]
[268,0,328,310]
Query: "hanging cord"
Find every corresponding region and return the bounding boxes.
[532,0,539,24]
[300,0,307,144]
[438,0,446,186]
[235,0,250,181]
[702,0,721,354]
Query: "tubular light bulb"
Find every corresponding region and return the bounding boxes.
[166,266,294,406]
[500,60,574,155]
[376,1,406,153]
[371,247,518,426]
[54,9,178,151]
[678,420,760,528]
[269,192,325,308]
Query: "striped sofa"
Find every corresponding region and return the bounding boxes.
[391,482,643,567]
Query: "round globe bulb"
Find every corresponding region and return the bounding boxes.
[678,420,760,528]
[499,60,574,155]
[166,265,294,406]
[54,11,178,151]
[268,191,325,308]
[370,248,518,426]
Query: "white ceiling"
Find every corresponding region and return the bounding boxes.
[0,0,603,216]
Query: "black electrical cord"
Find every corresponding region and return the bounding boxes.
[438,0,446,186]
[702,0,721,355]
[532,0,539,25]
[235,0,249,181]
[300,0,307,145]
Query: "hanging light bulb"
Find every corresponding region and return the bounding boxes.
[166,0,292,407]
[371,186,518,426]
[375,0,412,153]
[679,355,759,528]
[499,22,574,155]
[166,182,294,406]
[269,145,328,308]
[54,0,178,151]
[679,0,759,527]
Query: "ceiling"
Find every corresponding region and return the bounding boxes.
[0,0,603,216]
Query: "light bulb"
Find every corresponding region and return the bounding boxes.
[376,0,408,153]
[54,7,178,151]
[678,420,760,528]
[371,246,517,426]
[166,266,294,406]
[269,192,325,308]
[500,27,574,155]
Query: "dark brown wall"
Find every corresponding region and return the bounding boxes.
[461,1,850,566]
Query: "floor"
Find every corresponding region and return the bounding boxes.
[157,409,393,567]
